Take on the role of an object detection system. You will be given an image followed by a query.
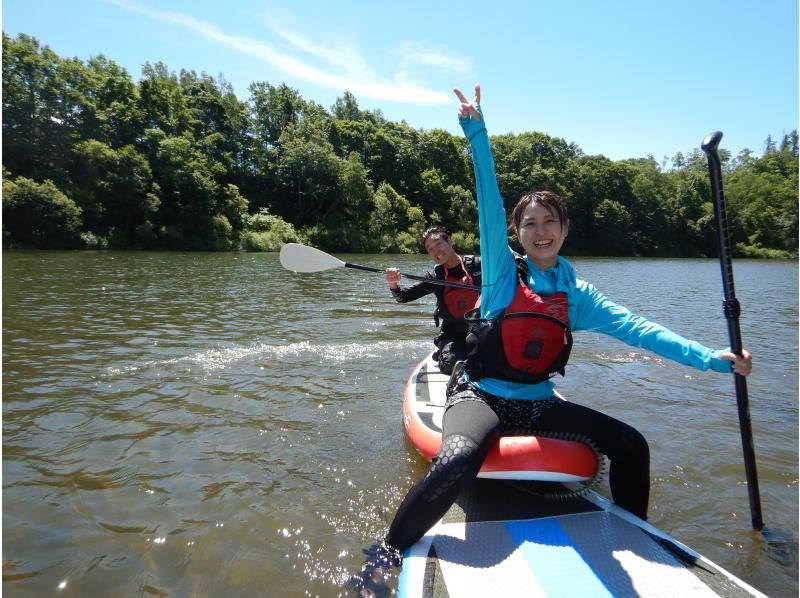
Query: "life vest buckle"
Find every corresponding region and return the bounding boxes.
[524,340,543,359]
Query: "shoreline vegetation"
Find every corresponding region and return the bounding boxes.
[2,33,797,259]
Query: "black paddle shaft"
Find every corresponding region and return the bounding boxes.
[701,131,764,531]
[344,262,479,290]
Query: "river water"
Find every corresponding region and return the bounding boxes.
[2,251,798,597]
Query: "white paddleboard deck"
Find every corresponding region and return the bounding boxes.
[398,481,764,597]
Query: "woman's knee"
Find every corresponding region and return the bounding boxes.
[617,424,649,463]
[422,433,482,502]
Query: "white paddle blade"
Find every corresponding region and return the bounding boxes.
[279,243,346,273]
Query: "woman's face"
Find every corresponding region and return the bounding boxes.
[518,201,568,270]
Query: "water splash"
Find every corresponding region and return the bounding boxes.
[104,339,427,376]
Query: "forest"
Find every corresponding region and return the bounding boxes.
[3,33,797,258]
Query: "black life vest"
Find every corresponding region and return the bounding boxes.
[465,258,572,383]
[434,256,481,326]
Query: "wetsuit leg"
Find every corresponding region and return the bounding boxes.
[386,398,502,551]
[533,401,650,519]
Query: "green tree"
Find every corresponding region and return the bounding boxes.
[2,33,74,184]
[248,82,316,211]
[369,182,411,251]
[138,62,191,136]
[593,199,633,255]
[381,121,424,206]
[180,71,252,184]
[417,128,470,190]
[331,90,362,121]
[491,132,580,211]
[249,82,308,149]
[725,134,799,253]
[661,164,716,256]
[83,55,142,147]
[444,184,477,236]
[3,176,83,248]
[420,167,448,219]
[273,117,340,226]
[69,139,160,247]
[395,205,427,253]
[241,208,302,251]
[2,33,796,256]
[330,118,399,189]
[150,134,246,249]
[627,158,671,255]
[312,152,375,251]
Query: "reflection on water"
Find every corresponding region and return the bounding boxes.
[3,251,798,596]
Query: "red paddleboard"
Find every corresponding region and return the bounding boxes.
[402,352,597,481]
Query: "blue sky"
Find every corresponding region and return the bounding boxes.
[4,0,797,162]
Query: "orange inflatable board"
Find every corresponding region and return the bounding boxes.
[402,352,597,481]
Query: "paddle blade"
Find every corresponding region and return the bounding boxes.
[279,243,346,273]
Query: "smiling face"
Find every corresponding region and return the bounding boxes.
[424,234,459,268]
[518,201,568,270]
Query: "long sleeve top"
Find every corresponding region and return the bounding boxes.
[460,106,731,401]
[389,278,437,303]
[389,259,481,304]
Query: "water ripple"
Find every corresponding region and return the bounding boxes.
[3,252,796,597]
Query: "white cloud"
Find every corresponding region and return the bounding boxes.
[104,0,461,105]
[398,41,472,73]
[266,20,374,83]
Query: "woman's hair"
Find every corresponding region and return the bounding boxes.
[420,226,450,247]
[508,191,569,235]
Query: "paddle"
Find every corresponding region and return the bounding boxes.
[701,132,763,531]
[279,243,479,290]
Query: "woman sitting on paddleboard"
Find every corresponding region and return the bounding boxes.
[385,226,481,375]
[380,84,753,557]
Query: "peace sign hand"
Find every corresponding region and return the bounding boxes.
[453,84,481,122]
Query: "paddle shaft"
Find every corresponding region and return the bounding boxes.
[344,262,478,290]
[701,131,763,531]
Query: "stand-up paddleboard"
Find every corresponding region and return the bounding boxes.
[403,351,599,482]
[398,353,766,598]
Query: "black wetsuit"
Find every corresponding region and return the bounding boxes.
[390,256,481,374]
[385,371,650,550]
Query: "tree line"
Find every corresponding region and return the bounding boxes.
[3,33,797,258]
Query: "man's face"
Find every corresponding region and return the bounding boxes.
[424,234,455,265]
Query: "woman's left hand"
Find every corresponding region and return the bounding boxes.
[453,85,481,121]
[720,349,753,376]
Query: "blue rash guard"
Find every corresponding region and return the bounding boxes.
[460,106,732,401]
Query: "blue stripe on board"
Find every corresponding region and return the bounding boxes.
[396,550,411,597]
[504,518,614,598]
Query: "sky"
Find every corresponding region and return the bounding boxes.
[3,0,798,162]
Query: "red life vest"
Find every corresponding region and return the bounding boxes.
[435,257,481,324]
[465,273,573,384]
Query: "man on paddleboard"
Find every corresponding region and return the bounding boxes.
[386,226,481,375]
